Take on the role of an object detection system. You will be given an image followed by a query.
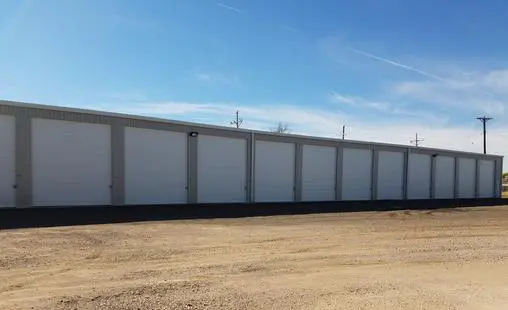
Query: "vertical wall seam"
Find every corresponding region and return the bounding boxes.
[430,155,436,199]
[111,123,125,206]
[294,143,303,202]
[335,145,343,201]
[371,149,378,200]
[500,159,504,198]
[495,158,503,198]
[475,159,480,199]
[492,160,496,198]
[251,133,256,202]
[454,157,459,199]
[245,133,253,202]
[403,149,409,200]
[187,132,198,204]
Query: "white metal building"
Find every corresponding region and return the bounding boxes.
[0,100,503,208]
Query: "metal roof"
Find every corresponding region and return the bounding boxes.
[0,99,503,159]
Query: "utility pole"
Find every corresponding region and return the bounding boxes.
[340,125,346,139]
[410,133,424,147]
[477,116,493,154]
[230,110,243,128]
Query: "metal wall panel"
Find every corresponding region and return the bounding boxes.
[198,135,247,203]
[434,156,455,199]
[478,159,495,198]
[254,140,295,202]
[301,145,336,201]
[124,127,187,205]
[458,157,476,198]
[342,148,372,200]
[1,101,504,206]
[0,115,15,208]
[494,158,503,198]
[377,151,404,200]
[407,153,431,199]
[32,118,111,206]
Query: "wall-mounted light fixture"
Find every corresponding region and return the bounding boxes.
[189,131,199,137]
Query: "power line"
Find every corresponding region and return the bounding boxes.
[230,110,243,128]
[476,116,493,154]
[410,133,424,147]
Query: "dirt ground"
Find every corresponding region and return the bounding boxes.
[1,206,507,310]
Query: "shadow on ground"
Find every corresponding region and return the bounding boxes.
[0,199,506,230]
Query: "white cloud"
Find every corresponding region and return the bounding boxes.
[319,36,508,117]
[107,101,231,116]
[196,73,211,81]
[329,92,448,124]
[194,72,239,85]
[392,70,508,115]
[330,92,392,112]
[481,70,508,93]
[88,100,506,164]
[329,93,357,106]
[104,91,148,102]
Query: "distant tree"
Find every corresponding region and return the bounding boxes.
[270,122,290,134]
[230,110,243,128]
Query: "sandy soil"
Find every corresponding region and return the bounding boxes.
[1,206,507,310]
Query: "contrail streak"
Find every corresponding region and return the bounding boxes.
[216,2,243,13]
[348,47,447,82]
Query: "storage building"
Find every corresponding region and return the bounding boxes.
[0,100,503,208]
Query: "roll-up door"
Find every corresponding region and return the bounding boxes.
[302,145,336,201]
[458,158,476,198]
[342,148,372,201]
[32,118,111,206]
[198,135,247,203]
[478,159,494,198]
[125,127,187,205]
[407,153,431,199]
[434,156,455,199]
[255,140,295,202]
[377,151,404,200]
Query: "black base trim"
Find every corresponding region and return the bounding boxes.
[0,199,505,230]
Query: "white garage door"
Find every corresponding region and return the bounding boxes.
[434,156,455,199]
[407,153,431,199]
[32,119,111,206]
[255,140,295,202]
[377,151,404,200]
[125,127,187,205]
[0,115,15,208]
[302,145,336,201]
[198,135,247,203]
[478,159,494,198]
[458,158,476,198]
[342,148,372,201]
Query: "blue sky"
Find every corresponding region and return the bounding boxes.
[1,0,508,159]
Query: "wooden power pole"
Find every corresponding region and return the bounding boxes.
[477,116,493,154]
[410,133,424,147]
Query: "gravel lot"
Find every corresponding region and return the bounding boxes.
[1,206,507,309]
